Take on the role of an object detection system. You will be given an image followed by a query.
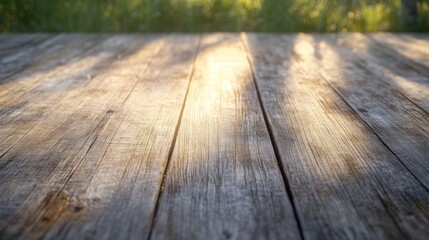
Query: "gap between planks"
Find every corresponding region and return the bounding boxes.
[146,34,202,240]
[240,32,305,240]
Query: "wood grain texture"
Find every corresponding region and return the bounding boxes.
[0,35,165,238]
[0,35,132,158]
[0,34,429,240]
[243,33,429,240]
[0,35,104,107]
[150,34,301,240]
[0,34,200,240]
[369,33,429,77]
[0,34,72,80]
[44,34,200,240]
[295,34,429,190]
[316,33,429,114]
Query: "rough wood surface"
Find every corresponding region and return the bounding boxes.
[244,33,429,240]
[369,33,429,77]
[0,34,429,240]
[0,35,163,236]
[0,34,201,240]
[0,35,117,158]
[47,34,200,240]
[150,34,301,240]
[0,34,73,80]
[318,33,429,113]
[294,34,429,190]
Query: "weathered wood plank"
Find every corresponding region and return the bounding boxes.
[0,35,136,158]
[0,35,164,237]
[297,34,429,190]
[317,34,429,113]
[0,33,429,240]
[44,34,200,240]
[317,34,429,114]
[0,34,52,55]
[151,34,301,240]
[244,33,429,239]
[0,34,199,240]
[0,35,103,107]
[0,34,70,79]
[369,34,429,77]
[372,33,429,56]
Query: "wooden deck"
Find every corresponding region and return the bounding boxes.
[1,33,429,239]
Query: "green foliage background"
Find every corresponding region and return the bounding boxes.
[1,0,428,32]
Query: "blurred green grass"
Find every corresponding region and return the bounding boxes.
[1,0,428,32]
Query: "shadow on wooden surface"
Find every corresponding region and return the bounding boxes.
[0,33,429,239]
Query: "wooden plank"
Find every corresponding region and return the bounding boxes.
[297,34,429,190]
[372,33,429,56]
[244,33,429,239]
[44,34,201,240]
[317,34,429,114]
[151,34,301,240]
[0,35,133,158]
[368,34,429,77]
[0,35,103,106]
[0,35,164,236]
[0,34,200,240]
[0,34,52,55]
[0,34,78,80]
[0,34,45,49]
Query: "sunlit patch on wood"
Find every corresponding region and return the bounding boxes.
[1,33,429,239]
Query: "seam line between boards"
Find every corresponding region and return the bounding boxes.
[314,52,429,194]
[146,34,203,240]
[32,34,167,238]
[240,33,305,240]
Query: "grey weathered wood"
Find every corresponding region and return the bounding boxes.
[0,34,52,55]
[151,34,301,240]
[0,35,164,237]
[46,34,200,240]
[0,34,200,240]
[1,34,429,240]
[296,34,429,190]
[317,33,429,114]
[368,33,429,77]
[0,35,134,158]
[244,33,429,239]
[0,34,71,80]
[372,33,429,56]
[0,35,103,107]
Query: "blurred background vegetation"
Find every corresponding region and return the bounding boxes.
[1,0,428,32]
